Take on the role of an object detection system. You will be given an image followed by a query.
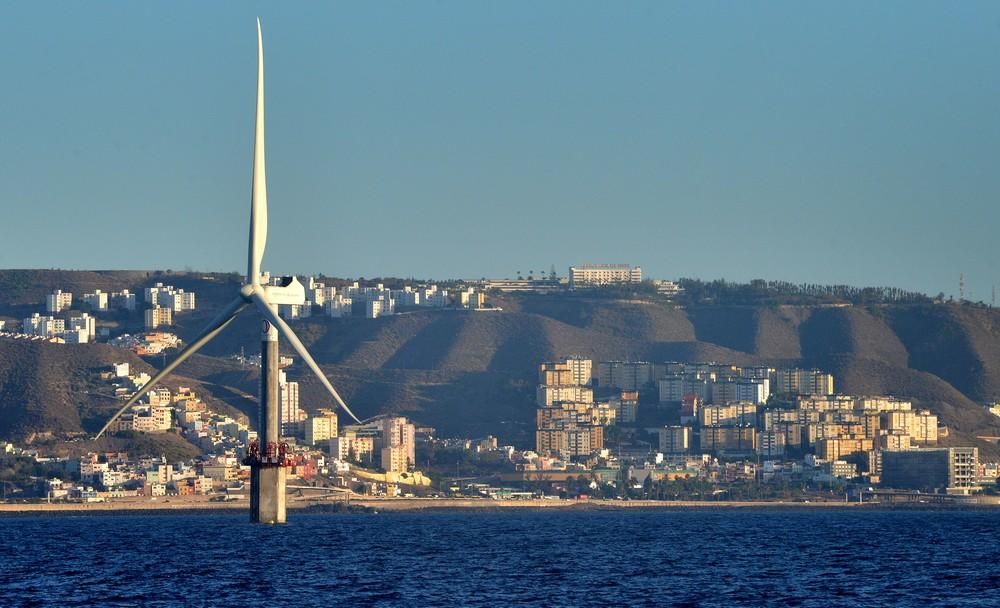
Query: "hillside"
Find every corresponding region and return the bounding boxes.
[0,340,254,456]
[2,271,1000,452]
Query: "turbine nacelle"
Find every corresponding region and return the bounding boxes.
[260,276,306,306]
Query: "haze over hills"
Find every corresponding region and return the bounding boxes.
[2,270,1000,456]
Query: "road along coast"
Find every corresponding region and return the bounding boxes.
[3,495,998,515]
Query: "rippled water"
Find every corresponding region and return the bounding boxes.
[1,509,998,607]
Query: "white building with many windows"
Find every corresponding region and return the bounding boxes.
[325,295,353,318]
[82,290,109,311]
[110,290,137,311]
[278,303,312,320]
[279,371,306,437]
[568,264,642,287]
[144,283,196,312]
[68,313,96,342]
[23,313,65,337]
[47,290,73,313]
[145,306,173,329]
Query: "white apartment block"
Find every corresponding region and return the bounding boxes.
[456,287,486,309]
[776,368,834,396]
[699,402,758,427]
[325,295,353,318]
[365,299,394,319]
[144,283,196,312]
[169,291,196,312]
[23,313,65,337]
[659,426,691,454]
[564,357,593,386]
[110,290,137,311]
[381,416,417,467]
[330,434,375,463]
[736,379,769,404]
[422,289,449,307]
[304,278,339,307]
[855,396,913,412]
[83,290,109,311]
[381,446,408,473]
[884,410,938,444]
[659,375,712,402]
[391,287,421,307]
[536,385,594,406]
[612,392,639,424]
[305,277,326,306]
[305,410,338,446]
[113,405,172,433]
[147,387,172,407]
[61,328,91,344]
[278,303,312,320]
[47,290,73,313]
[708,378,769,405]
[145,306,173,329]
[279,371,306,437]
[599,361,654,391]
[68,314,96,342]
[568,264,642,287]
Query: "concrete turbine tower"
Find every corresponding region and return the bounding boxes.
[95,18,360,524]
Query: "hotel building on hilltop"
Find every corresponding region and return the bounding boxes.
[568,264,642,287]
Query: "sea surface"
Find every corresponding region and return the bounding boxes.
[1,508,998,607]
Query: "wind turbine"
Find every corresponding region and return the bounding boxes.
[95,19,358,523]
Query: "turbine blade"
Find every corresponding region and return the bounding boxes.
[248,17,267,285]
[252,292,362,423]
[94,296,250,439]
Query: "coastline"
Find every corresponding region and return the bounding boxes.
[1,495,997,516]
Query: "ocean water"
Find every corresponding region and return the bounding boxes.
[1,508,998,607]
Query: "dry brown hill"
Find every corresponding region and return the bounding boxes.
[4,271,1000,450]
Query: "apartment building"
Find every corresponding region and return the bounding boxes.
[536,385,594,406]
[775,369,835,396]
[144,306,173,329]
[144,283,196,312]
[539,358,592,387]
[305,410,338,446]
[110,290,137,311]
[279,371,306,437]
[68,313,96,342]
[659,426,691,455]
[47,290,73,313]
[882,447,979,494]
[82,290,109,311]
[699,403,758,428]
[599,361,655,391]
[612,391,639,424]
[23,314,65,337]
[700,427,756,456]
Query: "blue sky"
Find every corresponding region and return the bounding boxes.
[2,2,998,298]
